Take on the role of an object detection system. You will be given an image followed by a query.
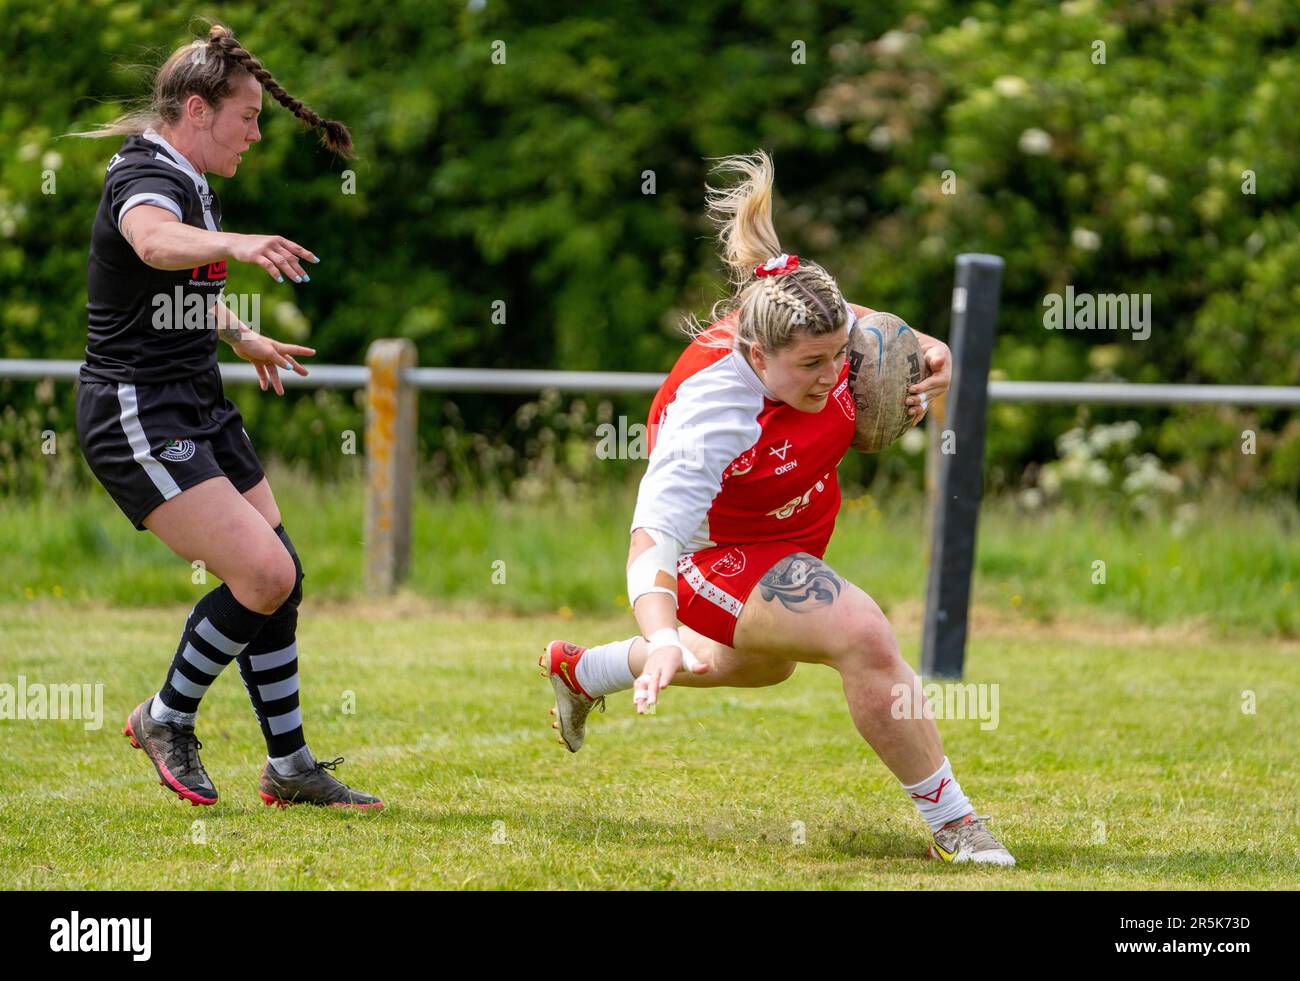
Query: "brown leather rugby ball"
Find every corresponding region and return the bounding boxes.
[846,311,929,453]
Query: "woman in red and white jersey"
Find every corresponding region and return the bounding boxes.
[540,152,1014,865]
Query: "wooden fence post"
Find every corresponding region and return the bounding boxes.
[365,339,417,594]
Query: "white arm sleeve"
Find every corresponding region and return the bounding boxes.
[630,359,764,548]
[117,192,184,233]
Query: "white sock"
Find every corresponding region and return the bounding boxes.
[902,756,973,832]
[574,637,637,697]
[269,745,316,776]
[149,693,196,728]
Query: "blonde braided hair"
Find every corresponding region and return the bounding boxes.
[685,151,849,354]
[761,276,811,323]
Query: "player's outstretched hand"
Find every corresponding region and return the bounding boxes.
[228,232,319,284]
[633,644,709,715]
[232,334,316,396]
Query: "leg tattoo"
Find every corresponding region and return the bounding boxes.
[757,553,842,613]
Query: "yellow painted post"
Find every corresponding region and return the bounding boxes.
[365,339,417,594]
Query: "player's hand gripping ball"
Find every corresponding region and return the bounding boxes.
[846,311,931,453]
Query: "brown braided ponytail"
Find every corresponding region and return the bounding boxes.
[71,22,354,161]
[205,24,354,160]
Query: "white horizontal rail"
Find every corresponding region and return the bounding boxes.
[989,380,1300,407]
[3,359,1297,405]
[404,367,665,393]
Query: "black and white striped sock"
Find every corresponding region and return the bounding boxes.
[237,604,306,763]
[151,584,269,727]
[237,524,308,768]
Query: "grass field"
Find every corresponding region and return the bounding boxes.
[3,601,1297,890]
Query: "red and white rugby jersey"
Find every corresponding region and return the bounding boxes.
[630,318,857,555]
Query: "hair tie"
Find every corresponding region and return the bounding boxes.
[754,253,799,277]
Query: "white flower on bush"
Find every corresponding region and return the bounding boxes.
[875,30,917,55]
[1086,460,1111,486]
[1087,420,1140,454]
[1035,421,1170,504]
[1057,426,1087,456]
[1146,173,1170,197]
[1019,128,1053,155]
[1122,454,1182,496]
[1018,487,1044,511]
[868,126,893,151]
[994,75,1029,98]
[1071,227,1101,251]
[900,426,926,455]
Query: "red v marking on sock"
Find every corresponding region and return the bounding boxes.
[910,777,950,804]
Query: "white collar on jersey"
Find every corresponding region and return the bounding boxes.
[731,300,858,401]
[730,345,777,400]
[141,128,210,196]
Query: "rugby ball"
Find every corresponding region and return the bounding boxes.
[846,311,929,453]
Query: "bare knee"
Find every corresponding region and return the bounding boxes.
[766,659,798,685]
[733,658,797,688]
[826,600,902,676]
[228,548,296,614]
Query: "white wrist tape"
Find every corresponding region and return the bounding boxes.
[647,627,700,670]
[627,528,682,608]
[647,627,681,651]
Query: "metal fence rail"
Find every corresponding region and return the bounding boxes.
[7,359,1298,405]
[989,381,1300,407]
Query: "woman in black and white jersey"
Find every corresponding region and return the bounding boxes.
[74,24,380,809]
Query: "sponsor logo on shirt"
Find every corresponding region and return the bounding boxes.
[833,378,855,421]
[766,474,829,520]
[768,439,799,475]
[190,260,227,282]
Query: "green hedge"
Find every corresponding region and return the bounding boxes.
[2,0,1297,497]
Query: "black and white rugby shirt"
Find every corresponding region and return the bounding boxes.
[82,128,228,384]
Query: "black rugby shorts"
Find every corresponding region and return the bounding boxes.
[76,365,266,530]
